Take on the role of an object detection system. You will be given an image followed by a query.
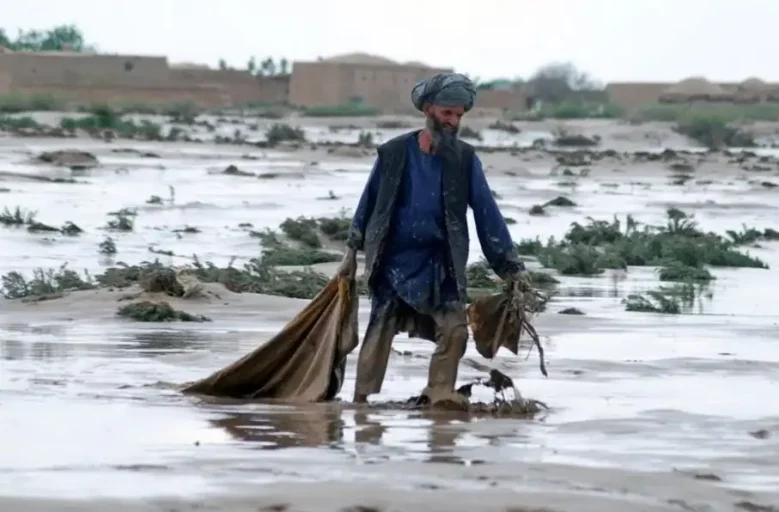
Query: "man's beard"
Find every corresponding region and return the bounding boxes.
[425,115,458,155]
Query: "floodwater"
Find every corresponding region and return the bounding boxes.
[1,120,779,511]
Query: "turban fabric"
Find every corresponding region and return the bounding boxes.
[411,73,476,112]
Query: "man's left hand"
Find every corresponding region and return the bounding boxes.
[508,271,532,294]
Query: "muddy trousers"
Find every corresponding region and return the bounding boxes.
[354,302,469,398]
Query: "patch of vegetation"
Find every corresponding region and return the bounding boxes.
[189,258,330,299]
[488,120,520,133]
[60,105,164,140]
[280,216,321,248]
[0,93,64,113]
[624,289,682,314]
[0,115,45,132]
[252,225,339,266]
[262,245,341,266]
[0,206,81,235]
[266,123,305,145]
[0,206,36,226]
[514,208,770,279]
[540,101,624,120]
[318,214,351,241]
[633,102,779,123]
[99,236,117,255]
[0,264,96,299]
[117,300,210,322]
[459,126,482,140]
[105,209,135,232]
[301,104,382,117]
[674,114,756,149]
[466,260,559,295]
[273,214,353,248]
[357,131,374,147]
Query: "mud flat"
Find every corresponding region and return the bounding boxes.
[2,125,779,511]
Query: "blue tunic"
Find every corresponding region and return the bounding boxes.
[351,137,515,314]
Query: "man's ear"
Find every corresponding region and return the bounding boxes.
[422,103,433,116]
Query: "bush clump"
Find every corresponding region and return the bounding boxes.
[674,114,756,149]
[515,208,770,280]
[266,123,305,145]
[117,300,210,322]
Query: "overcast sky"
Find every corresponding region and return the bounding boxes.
[3,0,777,83]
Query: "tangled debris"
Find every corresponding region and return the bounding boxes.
[376,368,548,418]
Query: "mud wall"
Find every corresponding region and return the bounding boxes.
[169,69,290,105]
[14,84,230,109]
[289,61,452,111]
[476,89,526,111]
[1,53,172,88]
[0,52,283,108]
[605,83,672,110]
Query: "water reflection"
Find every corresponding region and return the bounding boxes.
[127,331,225,353]
[211,406,344,449]
[425,415,464,464]
[354,410,386,445]
[1,338,70,360]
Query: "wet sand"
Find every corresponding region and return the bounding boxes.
[2,117,779,511]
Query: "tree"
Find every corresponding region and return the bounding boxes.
[247,56,257,74]
[218,58,227,70]
[279,58,289,75]
[0,24,95,52]
[526,62,601,104]
[259,57,277,76]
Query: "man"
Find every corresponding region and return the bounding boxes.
[337,73,527,405]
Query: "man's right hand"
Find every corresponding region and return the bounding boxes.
[336,248,357,279]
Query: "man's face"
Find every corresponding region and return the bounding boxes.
[425,104,465,136]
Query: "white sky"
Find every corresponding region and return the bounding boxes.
[3,0,778,83]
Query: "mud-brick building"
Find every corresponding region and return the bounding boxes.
[288,53,452,112]
[606,77,779,110]
[288,52,527,114]
[0,49,289,109]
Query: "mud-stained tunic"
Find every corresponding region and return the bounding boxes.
[350,132,522,317]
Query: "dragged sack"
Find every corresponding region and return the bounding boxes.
[182,276,358,402]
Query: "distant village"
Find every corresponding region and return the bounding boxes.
[1,27,778,116]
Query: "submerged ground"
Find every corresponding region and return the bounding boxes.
[1,115,778,511]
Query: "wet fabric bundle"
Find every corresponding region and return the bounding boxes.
[466,288,548,377]
[182,277,359,402]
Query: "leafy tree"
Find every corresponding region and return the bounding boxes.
[279,58,289,75]
[0,24,95,52]
[260,57,276,76]
[526,62,601,104]
[247,56,257,74]
[218,58,227,70]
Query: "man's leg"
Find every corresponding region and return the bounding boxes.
[353,302,398,403]
[426,304,469,393]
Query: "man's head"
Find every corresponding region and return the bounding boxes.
[411,73,476,153]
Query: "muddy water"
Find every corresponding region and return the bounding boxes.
[2,131,779,510]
